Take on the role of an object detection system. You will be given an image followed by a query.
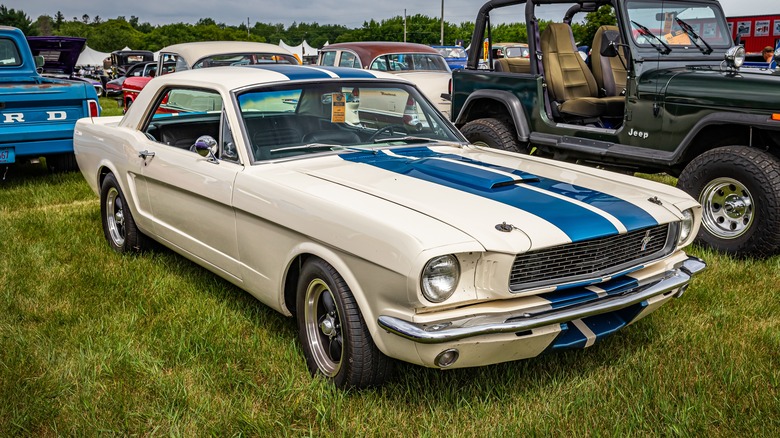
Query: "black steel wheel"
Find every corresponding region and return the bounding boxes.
[296,257,392,388]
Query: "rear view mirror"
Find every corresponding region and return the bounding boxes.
[600,30,621,57]
[34,55,45,68]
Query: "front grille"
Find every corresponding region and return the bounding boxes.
[509,223,674,292]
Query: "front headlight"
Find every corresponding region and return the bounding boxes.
[678,208,694,245]
[421,255,460,303]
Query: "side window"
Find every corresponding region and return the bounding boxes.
[320,51,337,66]
[339,52,358,68]
[220,110,239,163]
[143,87,223,155]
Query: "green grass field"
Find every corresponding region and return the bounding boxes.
[1,160,778,435]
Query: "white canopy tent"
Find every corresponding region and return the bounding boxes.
[76,45,110,67]
[279,40,319,62]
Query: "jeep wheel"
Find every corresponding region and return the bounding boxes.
[677,146,780,257]
[460,118,526,153]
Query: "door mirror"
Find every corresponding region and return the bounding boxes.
[600,30,622,58]
[34,55,45,68]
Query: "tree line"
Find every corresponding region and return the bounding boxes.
[1,4,615,52]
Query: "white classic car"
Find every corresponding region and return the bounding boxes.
[74,65,706,388]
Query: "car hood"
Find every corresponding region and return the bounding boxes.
[653,67,780,111]
[26,36,86,76]
[292,144,686,254]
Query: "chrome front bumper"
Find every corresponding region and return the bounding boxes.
[378,256,706,344]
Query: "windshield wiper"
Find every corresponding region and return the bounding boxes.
[631,20,672,55]
[372,136,434,144]
[675,17,713,54]
[270,143,376,154]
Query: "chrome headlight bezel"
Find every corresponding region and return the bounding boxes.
[678,208,694,245]
[725,46,745,68]
[420,255,460,303]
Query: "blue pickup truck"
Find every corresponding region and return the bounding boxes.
[1,26,100,171]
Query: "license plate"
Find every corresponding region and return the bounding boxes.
[0,147,15,164]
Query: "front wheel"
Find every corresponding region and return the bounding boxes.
[677,146,780,257]
[296,258,392,389]
[460,118,526,153]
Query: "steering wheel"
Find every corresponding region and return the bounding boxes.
[368,124,408,142]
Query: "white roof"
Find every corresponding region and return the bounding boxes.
[158,41,296,66]
[120,65,405,128]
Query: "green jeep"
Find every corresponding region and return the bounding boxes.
[452,0,780,257]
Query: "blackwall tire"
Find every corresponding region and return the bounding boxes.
[296,257,392,389]
[677,146,780,257]
[460,118,525,153]
[100,173,148,253]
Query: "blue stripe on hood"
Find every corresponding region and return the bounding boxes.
[379,147,658,232]
[341,149,613,242]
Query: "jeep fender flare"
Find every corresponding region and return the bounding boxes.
[454,89,531,142]
[674,112,780,165]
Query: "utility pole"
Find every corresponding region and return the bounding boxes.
[247,17,250,37]
[404,9,407,43]
[440,0,444,45]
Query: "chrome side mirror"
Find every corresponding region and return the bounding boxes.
[192,135,219,163]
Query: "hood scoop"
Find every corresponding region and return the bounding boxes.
[346,150,540,191]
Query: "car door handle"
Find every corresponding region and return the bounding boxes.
[138,150,155,165]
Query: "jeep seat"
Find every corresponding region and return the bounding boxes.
[540,23,624,118]
[591,25,628,97]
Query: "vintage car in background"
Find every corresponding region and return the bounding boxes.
[432,45,468,70]
[121,41,298,110]
[487,42,531,72]
[105,61,157,97]
[317,42,452,117]
[105,49,154,77]
[26,36,105,97]
[74,65,705,388]
[1,26,99,171]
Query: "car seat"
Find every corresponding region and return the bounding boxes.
[540,23,624,119]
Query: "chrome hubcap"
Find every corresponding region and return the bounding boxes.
[106,187,126,246]
[304,278,342,377]
[700,177,754,239]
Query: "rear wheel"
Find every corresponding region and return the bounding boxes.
[460,118,526,153]
[100,173,148,253]
[296,257,392,389]
[677,146,780,257]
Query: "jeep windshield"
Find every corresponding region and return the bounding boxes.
[626,0,731,50]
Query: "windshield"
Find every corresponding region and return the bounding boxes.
[236,81,462,162]
[626,0,731,48]
[435,47,467,59]
[370,53,451,72]
[192,53,298,69]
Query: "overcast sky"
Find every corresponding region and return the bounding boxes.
[5,0,778,31]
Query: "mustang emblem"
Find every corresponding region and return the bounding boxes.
[640,230,653,251]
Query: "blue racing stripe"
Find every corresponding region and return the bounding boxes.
[316,66,380,79]
[340,148,619,242]
[246,64,333,80]
[391,147,658,232]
